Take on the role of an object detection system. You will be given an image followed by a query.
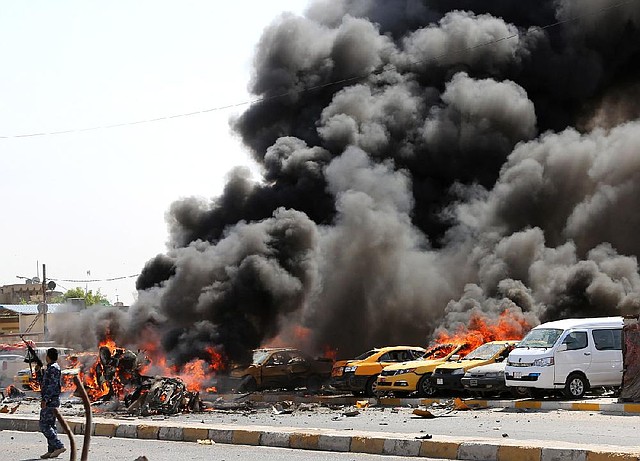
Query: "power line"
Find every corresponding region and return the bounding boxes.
[0,0,635,140]
[49,274,140,283]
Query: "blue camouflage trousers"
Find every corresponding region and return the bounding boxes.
[39,407,64,452]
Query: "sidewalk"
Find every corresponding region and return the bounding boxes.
[1,413,638,460]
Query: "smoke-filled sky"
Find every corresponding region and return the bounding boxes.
[51,0,640,364]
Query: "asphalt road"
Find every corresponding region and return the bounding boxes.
[0,430,443,461]
[159,402,640,447]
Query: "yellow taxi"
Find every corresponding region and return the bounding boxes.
[375,343,467,397]
[330,346,426,396]
[430,341,517,393]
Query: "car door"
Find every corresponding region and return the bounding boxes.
[287,350,311,381]
[589,329,623,386]
[554,330,592,385]
[261,352,290,388]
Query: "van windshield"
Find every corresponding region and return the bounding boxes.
[517,328,563,348]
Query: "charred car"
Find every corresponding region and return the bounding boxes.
[331,346,426,396]
[230,348,333,392]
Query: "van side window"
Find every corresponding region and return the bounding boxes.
[592,329,622,351]
[563,331,588,350]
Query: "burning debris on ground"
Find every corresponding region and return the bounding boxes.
[125,376,202,416]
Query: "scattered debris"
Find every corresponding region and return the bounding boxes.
[272,401,295,415]
[297,403,317,411]
[342,409,360,417]
[5,385,25,399]
[355,400,369,409]
[412,408,436,418]
[502,433,509,437]
[0,403,20,414]
[197,439,215,445]
[452,398,472,411]
[415,434,433,439]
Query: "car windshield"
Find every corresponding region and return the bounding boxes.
[463,343,505,361]
[353,350,376,360]
[516,328,563,348]
[252,350,272,364]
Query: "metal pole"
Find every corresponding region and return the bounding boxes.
[42,263,48,340]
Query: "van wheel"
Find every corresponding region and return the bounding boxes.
[417,374,437,397]
[510,386,531,399]
[564,373,588,399]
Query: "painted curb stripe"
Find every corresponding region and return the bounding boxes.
[498,445,542,461]
[1,415,639,460]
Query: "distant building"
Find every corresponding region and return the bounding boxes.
[0,281,62,304]
[0,303,74,341]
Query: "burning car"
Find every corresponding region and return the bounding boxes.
[229,348,333,392]
[331,346,426,396]
[430,341,517,393]
[376,343,467,397]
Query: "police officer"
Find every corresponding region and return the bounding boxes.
[37,348,66,459]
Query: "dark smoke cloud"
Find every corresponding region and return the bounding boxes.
[55,0,640,362]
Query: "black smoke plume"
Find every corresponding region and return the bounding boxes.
[54,0,640,362]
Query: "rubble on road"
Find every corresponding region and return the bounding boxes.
[125,376,202,416]
[271,401,295,415]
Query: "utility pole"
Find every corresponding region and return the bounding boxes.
[42,263,48,339]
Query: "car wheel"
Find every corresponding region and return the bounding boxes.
[417,374,437,398]
[564,373,588,399]
[238,376,257,393]
[510,386,531,399]
[365,376,378,397]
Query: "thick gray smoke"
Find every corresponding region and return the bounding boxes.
[54,0,640,362]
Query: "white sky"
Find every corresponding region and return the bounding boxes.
[0,1,308,305]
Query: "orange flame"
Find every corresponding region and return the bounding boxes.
[322,345,337,361]
[434,310,530,354]
[138,341,225,393]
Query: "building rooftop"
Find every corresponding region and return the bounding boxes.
[0,304,66,315]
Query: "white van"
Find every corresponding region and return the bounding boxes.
[505,317,623,398]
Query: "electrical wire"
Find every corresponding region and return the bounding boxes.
[0,0,636,140]
[49,274,140,283]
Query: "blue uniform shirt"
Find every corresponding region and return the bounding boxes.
[40,362,62,407]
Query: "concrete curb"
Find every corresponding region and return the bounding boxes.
[377,397,640,415]
[1,414,638,460]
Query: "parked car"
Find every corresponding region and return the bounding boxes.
[505,317,623,399]
[431,341,517,393]
[331,346,426,396]
[229,348,333,393]
[13,346,74,390]
[461,361,531,398]
[0,354,25,387]
[376,343,467,397]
